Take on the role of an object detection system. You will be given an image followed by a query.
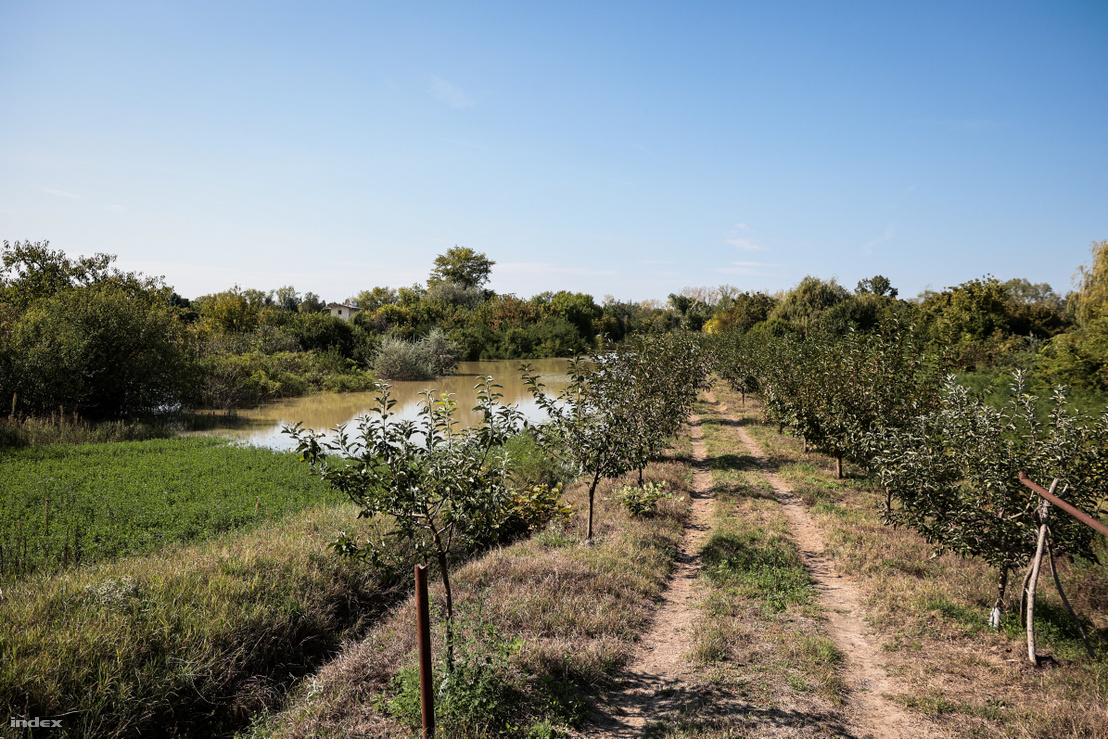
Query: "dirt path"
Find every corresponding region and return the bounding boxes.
[727,404,945,739]
[589,412,716,737]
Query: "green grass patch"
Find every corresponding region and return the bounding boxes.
[0,437,334,579]
[0,504,392,739]
[701,530,814,613]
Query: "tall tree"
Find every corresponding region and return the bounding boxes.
[428,246,495,290]
[1071,240,1108,326]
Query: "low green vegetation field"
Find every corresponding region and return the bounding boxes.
[0,437,335,579]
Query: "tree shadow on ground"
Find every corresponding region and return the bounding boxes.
[708,453,761,472]
[698,415,755,428]
[591,670,856,739]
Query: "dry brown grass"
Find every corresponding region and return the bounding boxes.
[251,452,695,738]
[719,383,1108,739]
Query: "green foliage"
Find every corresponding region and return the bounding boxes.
[196,349,375,409]
[287,378,523,666]
[372,329,459,380]
[353,285,399,312]
[0,242,195,419]
[0,437,331,578]
[195,284,263,333]
[1071,240,1108,326]
[769,275,850,329]
[501,433,568,489]
[429,246,496,290]
[819,293,906,336]
[870,374,1108,575]
[612,481,675,517]
[703,290,776,334]
[289,311,358,355]
[718,320,942,475]
[915,276,1068,369]
[1038,317,1108,392]
[7,282,195,417]
[500,483,572,540]
[0,240,167,313]
[386,615,526,736]
[856,274,898,298]
[548,291,601,339]
[523,334,709,539]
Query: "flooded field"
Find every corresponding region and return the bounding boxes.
[190,358,573,450]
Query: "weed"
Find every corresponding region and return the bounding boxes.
[611,481,677,517]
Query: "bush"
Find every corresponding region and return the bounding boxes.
[611,481,676,517]
[373,336,435,381]
[372,330,459,380]
[7,284,196,417]
[195,350,375,409]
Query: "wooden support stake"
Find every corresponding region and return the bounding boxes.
[1025,479,1058,667]
[415,564,435,738]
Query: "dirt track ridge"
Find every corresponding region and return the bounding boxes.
[589,412,715,737]
[728,403,944,739]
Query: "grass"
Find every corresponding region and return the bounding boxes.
[244,450,695,737]
[0,412,180,448]
[0,437,336,580]
[0,504,398,739]
[723,383,1108,739]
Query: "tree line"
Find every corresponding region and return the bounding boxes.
[0,243,687,419]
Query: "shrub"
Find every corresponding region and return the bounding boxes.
[372,330,459,381]
[611,481,676,517]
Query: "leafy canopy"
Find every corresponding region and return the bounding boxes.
[428,246,495,291]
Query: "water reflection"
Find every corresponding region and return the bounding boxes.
[190,358,572,451]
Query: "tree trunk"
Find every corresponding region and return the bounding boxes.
[802,437,808,454]
[1048,535,1095,658]
[989,565,1009,629]
[835,456,843,480]
[637,466,644,488]
[429,527,455,674]
[586,470,601,541]
[1025,497,1053,667]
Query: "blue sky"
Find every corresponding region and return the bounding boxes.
[2,1,1105,303]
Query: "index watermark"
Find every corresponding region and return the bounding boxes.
[10,717,63,728]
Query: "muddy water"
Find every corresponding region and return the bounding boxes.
[191,358,573,451]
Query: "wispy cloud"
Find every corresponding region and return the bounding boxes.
[861,226,894,255]
[430,76,474,108]
[724,223,766,252]
[637,259,675,266]
[41,187,82,199]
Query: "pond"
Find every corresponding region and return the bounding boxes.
[189,358,574,451]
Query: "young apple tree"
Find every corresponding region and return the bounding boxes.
[286,377,521,669]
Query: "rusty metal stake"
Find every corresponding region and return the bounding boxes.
[415,564,434,737]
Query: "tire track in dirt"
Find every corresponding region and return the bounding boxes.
[726,403,946,739]
[588,412,716,738]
